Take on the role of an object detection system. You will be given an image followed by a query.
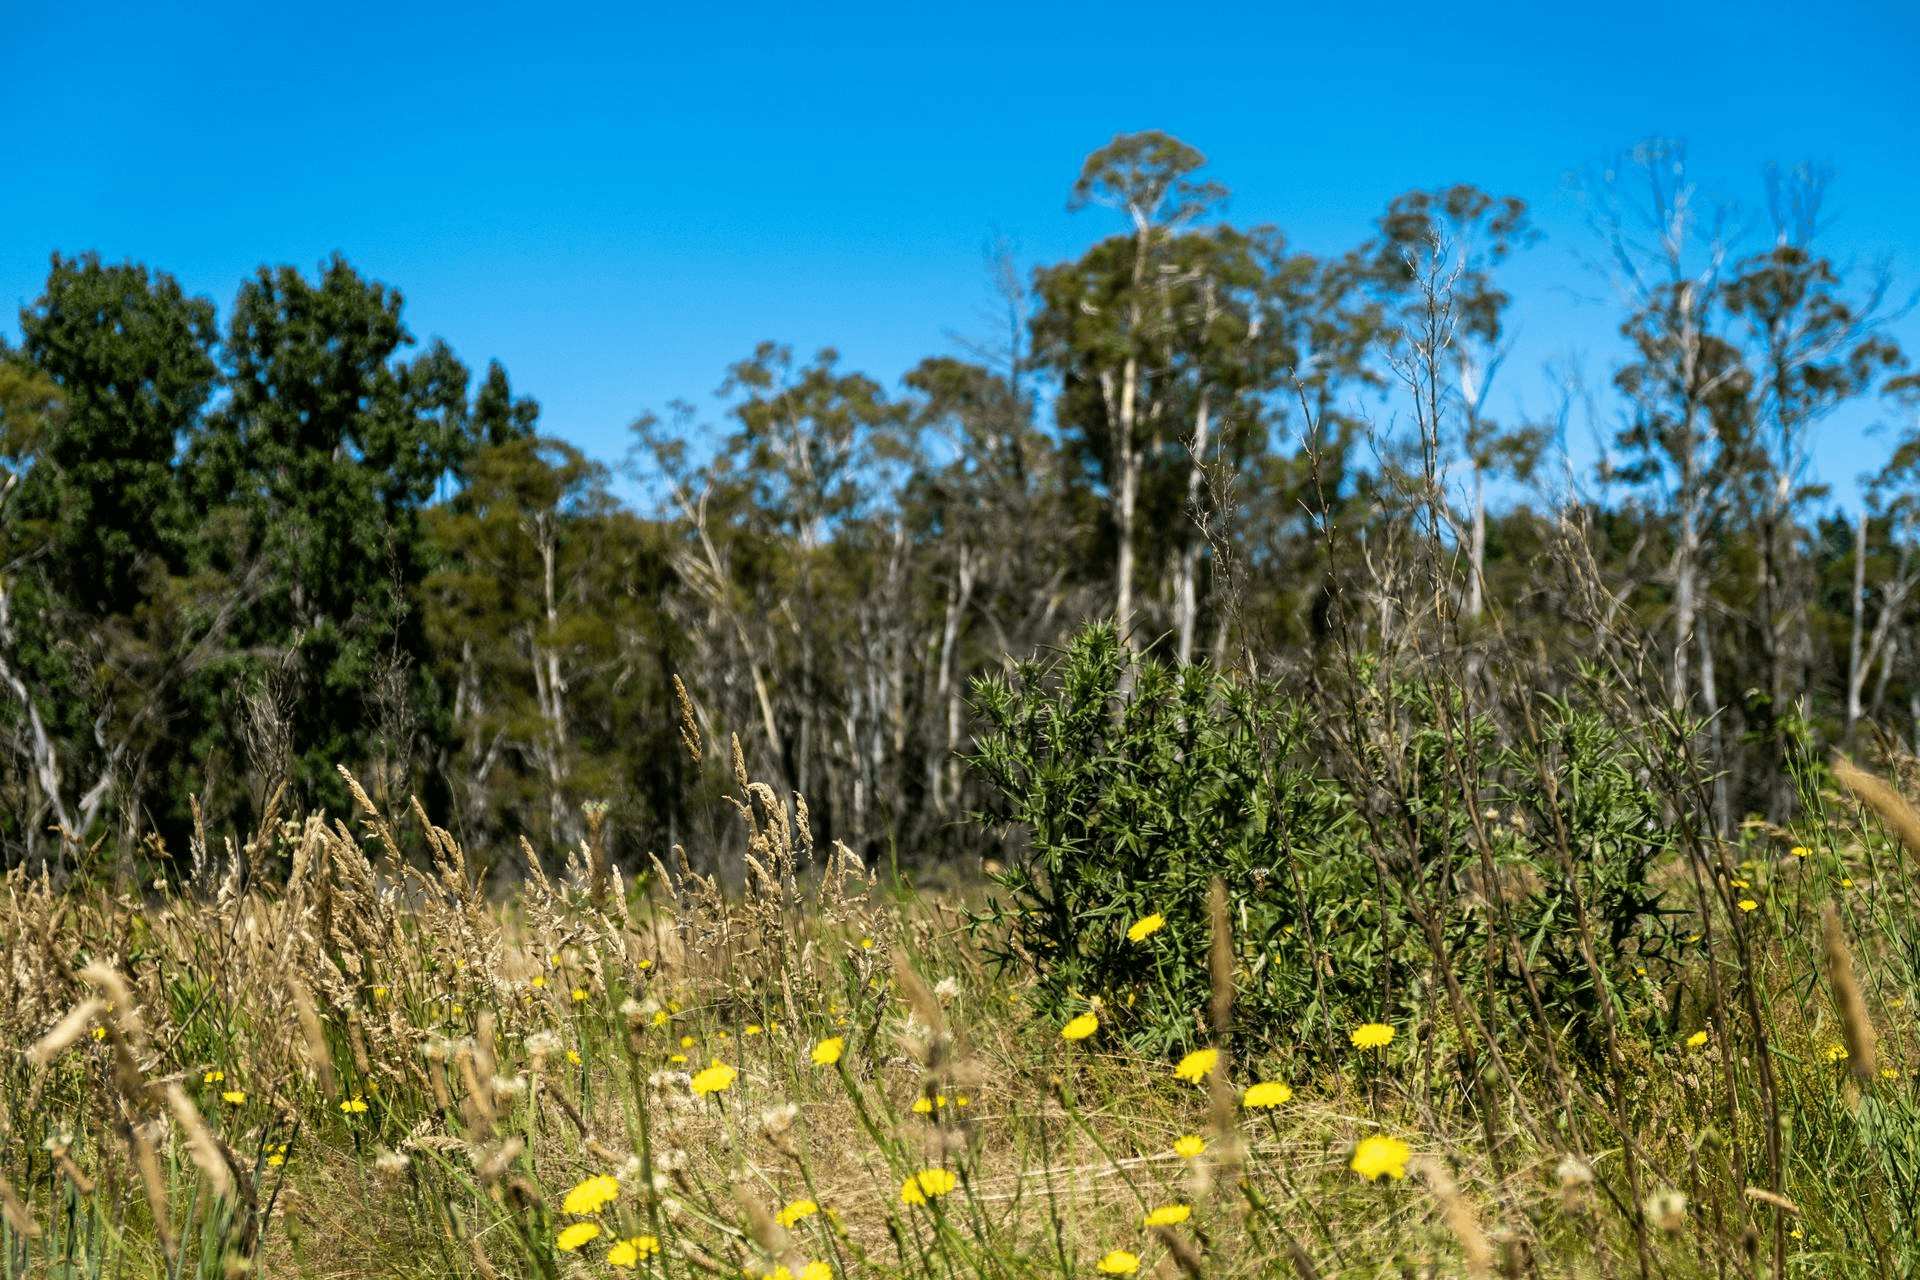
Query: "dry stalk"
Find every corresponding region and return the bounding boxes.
[675,675,703,764]
[25,996,104,1067]
[1414,1154,1493,1279]
[1820,903,1878,1085]
[1833,757,1920,861]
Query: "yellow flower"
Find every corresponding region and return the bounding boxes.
[572,988,588,1002]
[1173,1048,1218,1083]
[913,1097,934,1113]
[1096,1250,1140,1275]
[92,1026,105,1041]
[451,1004,464,1015]
[340,1097,368,1113]
[899,1168,957,1205]
[669,1053,687,1064]
[690,1061,736,1095]
[1686,1030,1709,1048]
[1173,1135,1206,1158]
[799,1265,832,1280]
[203,1070,225,1084]
[1351,1135,1410,1182]
[1882,1068,1901,1080]
[1126,913,1166,942]
[681,1035,696,1048]
[566,1050,582,1065]
[607,1235,660,1266]
[1792,846,1811,859]
[1350,1023,1395,1049]
[777,1198,819,1227]
[1842,878,1854,888]
[746,1024,763,1036]
[1730,879,1749,889]
[1242,1081,1292,1108]
[1737,899,1758,913]
[812,1037,844,1066]
[1143,1204,1191,1227]
[860,938,874,950]
[561,1174,621,1215]
[1825,1044,1850,1063]
[555,1221,601,1251]
[652,1010,670,1027]
[638,959,653,970]
[1061,1012,1099,1041]
[222,1090,246,1105]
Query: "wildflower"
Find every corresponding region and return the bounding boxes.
[572,988,588,1002]
[267,1143,288,1167]
[1096,1250,1141,1274]
[800,1265,832,1280]
[1792,846,1811,859]
[561,1174,621,1215]
[1173,1135,1206,1158]
[1686,1030,1709,1048]
[222,1090,246,1105]
[860,938,874,950]
[1061,1012,1099,1041]
[203,1070,225,1084]
[1882,1068,1900,1080]
[681,1034,696,1049]
[340,1097,368,1113]
[777,1199,819,1227]
[1737,899,1758,913]
[451,1004,464,1015]
[899,1168,957,1205]
[1825,1044,1850,1063]
[92,1026,105,1041]
[652,1010,670,1027]
[1242,1081,1292,1108]
[531,976,546,987]
[913,1097,934,1113]
[607,1235,661,1265]
[567,1050,582,1065]
[1126,913,1166,943]
[1842,878,1854,888]
[1350,1135,1410,1181]
[691,1061,736,1095]
[374,1150,411,1178]
[1143,1204,1191,1226]
[812,1037,844,1066]
[669,1053,688,1064]
[746,1024,763,1036]
[1730,879,1749,889]
[1350,1023,1395,1049]
[1173,1048,1218,1083]
[955,1095,970,1106]
[1644,1189,1688,1233]
[555,1221,601,1251]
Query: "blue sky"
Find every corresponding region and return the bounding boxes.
[4,0,1917,508]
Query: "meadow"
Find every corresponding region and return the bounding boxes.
[5,644,1920,1280]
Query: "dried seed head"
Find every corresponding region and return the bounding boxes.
[26,997,105,1068]
[1821,903,1879,1085]
[1643,1189,1688,1234]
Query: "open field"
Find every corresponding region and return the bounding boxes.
[7,730,1920,1280]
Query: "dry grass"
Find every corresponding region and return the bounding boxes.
[6,755,1920,1279]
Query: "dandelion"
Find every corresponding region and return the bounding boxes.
[561,1174,621,1215]
[572,988,588,1002]
[222,1090,246,1105]
[1737,899,1759,913]
[860,938,874,950]
[1126,913,1165,942]
[267,1143,288,1167]
[607,1235,661,1265]
[1351,1134,1410,1181]
[690,1061,736,1095]
[202,1070,225,1084]
[1173,1048,1218,1083]
[746,1024,763,1036]
[555,1221,601,1251]
[680,1035,696,1048]
[1173,1135,1206,1158]
[1686,1030,1710,1048]
[777,1198,819,1227]
[340,1097,368,1113]
[1096,1250,1141,1274]
[1144,1204,1192,1226]
[1350,1023,1394,1049]
[899,1168,957,1205]
[531,976,546,987]
[912,1097,933,1113]
[652,1009,670,1026]
[567,1050,582,1065]
[1243,1080,1291,1107]
[1792,846,1811,859]
[799,1265,831,1280]
[812,1037,844,1066]
[1842,878,1854,888]
[669,1053,688,1064]
[1825,1044,1850,1063]
[1061,1012,1099,1041]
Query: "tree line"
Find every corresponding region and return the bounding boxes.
[0,132,1914,875]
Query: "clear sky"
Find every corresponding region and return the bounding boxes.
[4,0,1917,507]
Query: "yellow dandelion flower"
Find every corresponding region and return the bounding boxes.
[812,1037,844,1066]
[531,976,545,987]
[203,1069,224,1084]
[567,1050,581,1065]
[1686,1030,1709,1048]
[1842,878,1854,888]
[1173,1048,1218,1083]
[690,1061,736,1095]
[1730,879,1749,889]
[956,1095,970,1106]
[92,1026,105,1041]
[340,1097,368,1113]
[669,1053,688,1064]
[607,1235,661,1266]
[1096,1250,1140,1274]
[555,1221,601,1251]
[1143,1204,1191,1227]
[267,1152,285,1167]
[222,1090,246,1105]
[746,1024,763,1036]
[1126,913,1166,942]
[799,1265,831,1280]
[1737,899,1758,913]
[1242,1081,1292,1108]
[1173,1135,1206,1158]
[899,1168,957,1205]
[1351,1135,1410,1181]
[572,988,588,1002]
[1350,1023,1395,1049]
[561,1174,621,1215]
[1792,846,1811,858]
[912,1097,934,1113]
[451,1004,464,1015]
[680,1035,696,1049]
[860,938,874,950]
[777,1199,819,1227]
[652,1010,670,1027]
[1825,1044,1850,1063]
[1061,1012,1099,1041]
[1882,1068,1901,1080]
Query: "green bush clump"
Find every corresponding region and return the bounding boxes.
[965,625,1688,1062]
